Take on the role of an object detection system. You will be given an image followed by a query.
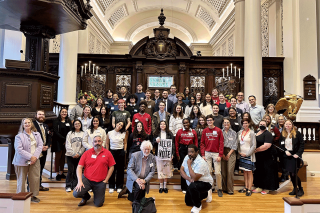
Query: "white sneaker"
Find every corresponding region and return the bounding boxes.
[182,190,186,194]
[206,189,212,203]
[191,205,202,213]
[65,187,71,192]
[117,188,122,193]
[109,188,114,193]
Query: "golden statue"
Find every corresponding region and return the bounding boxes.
[275,94,303,121]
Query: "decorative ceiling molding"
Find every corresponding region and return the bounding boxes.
[195,5,216,31]
[95,0,120,15]
[209,8,235,46]
[136,5,189,14]
[107,4,129,29]
[201,0,231,17]
[90,9,114,45]
[132,0,138,12]
[186,0,192,12]
[125,17,198,43]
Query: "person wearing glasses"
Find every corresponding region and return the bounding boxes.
[236,92,250,113]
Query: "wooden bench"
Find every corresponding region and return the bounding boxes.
[0,192,32,213]
[283,197,320,213]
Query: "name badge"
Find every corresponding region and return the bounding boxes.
[213,131,217,135]
[150,163,154,167]
[105,101,109,105]
[228,138,234,140]
[134,109,138,112]
[123,98,126,101]
[140,97,144,100]
[91,155,97,159]
[238,113,241,117]
[235,123,239,125]
[272,120,276,123]
[225,107,228,109]
[135,119,139,123]
[146,118,149,121]
[122,113,126,115]
[281,141,285,145]
[190,120,193,123]
[148,105,151,108]
[189,132,193,136]
[272,132,275,136]
[96,131,100,134]
[66,123,70,126]
[102,155,105,158]
[111,107,114,110]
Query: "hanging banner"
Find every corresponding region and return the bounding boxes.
[157,139,172,160]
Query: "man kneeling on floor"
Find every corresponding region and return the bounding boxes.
[73,135,115,207]
[180,144,213,213]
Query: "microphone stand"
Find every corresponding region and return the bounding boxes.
[273,144,303,199]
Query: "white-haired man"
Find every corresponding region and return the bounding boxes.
[73,136,115,207]
[118,140,156,203]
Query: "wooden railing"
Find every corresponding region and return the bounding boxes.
[53,101,70,116]
[294,122,320,150]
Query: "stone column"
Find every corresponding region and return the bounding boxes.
[179,63,186,92]
[244,0,262,105]
[57,31,78,108]
[234,0,245,56]
[283,0,320,122]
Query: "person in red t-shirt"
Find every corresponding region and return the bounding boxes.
[73,135,115,207]
[211,88,220,104]
[132,101,152,135]
[175,118,198,193]
[201,114,224,197]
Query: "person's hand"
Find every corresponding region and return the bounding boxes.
[74,181,84,192]
[188,177,194,183]
[30,156,37,165]
[103,180,108,184]
[136,178,143,185]
[254,148,259,153]
[156,137,160,143]
[73,154,80,158]
[177,156,180,162]
[202,156,206,161]
[222,155,226,160]
[139,183,145,190]
[285,151,292,156]
[187,158,193,165]
[42,146,48,151]
[293,154,299,159]
[216,156,221,162]
[225,154,230,161]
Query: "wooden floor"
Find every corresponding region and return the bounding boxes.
[1,172,320,213]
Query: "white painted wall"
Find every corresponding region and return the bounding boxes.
[0,146,8,172]
[0,30,23,68]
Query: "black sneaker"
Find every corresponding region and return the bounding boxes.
[60,173,66,179]
[218,189,223,197]
[159,188,164,193]
[297,187,304,197]
[289,188,297,195]
[163,188,168,193]
[56,174,61,181]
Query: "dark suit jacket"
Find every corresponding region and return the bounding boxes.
[279,131,304,157]
[33,121,52,149]
[155,98,173,114]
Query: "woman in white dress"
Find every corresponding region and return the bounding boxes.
[153,121,175,193]
[237,119,256,196]
[169,104,184,136]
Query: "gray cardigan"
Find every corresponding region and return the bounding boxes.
[237,130,256,162]
[126,151,156,193]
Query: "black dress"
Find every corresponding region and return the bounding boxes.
[253,131,279,190]
[52,119,72,152]
[91,107,101,117]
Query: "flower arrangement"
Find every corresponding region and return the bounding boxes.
[78,90,97,106]
[225,94,233,101]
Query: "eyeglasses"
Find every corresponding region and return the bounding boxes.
[206,119,213,122]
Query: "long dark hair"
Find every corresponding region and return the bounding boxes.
[173,104,184,119]
[133,121,148,139]
[196,115,208,129]
[242,112,255,130]
[115,121,126,133]
[190,105,202,119]
[90,116,100,134]
[183,87,190,99]
[188,96,196,107]
[58,108,71,123]
[202,93,214,106]
[71,119,83,133]
[94,97,104,107]
[154,120,170,136]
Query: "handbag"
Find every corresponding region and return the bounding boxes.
[132,197,157,213]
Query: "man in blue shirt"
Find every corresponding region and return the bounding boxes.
[248,95,265,126]
[168,85,177,104]
[181,144,213,213]
[135,83,146,105]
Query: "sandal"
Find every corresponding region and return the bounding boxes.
[246,190,252,196]
[238,188,247,193]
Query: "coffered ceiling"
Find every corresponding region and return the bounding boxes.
[91,0,234,45]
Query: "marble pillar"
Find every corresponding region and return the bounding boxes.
[234,0,245,56]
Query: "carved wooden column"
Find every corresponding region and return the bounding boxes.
[179,62,186,92]
[107,66,116,92]
[136,61,143,88]
[20,24,55,72]
[207,68,215,94]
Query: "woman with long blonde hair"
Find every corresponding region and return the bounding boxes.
[265,104,280,125]
[279,120,304,197]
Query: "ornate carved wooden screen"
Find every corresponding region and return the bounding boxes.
[263,69,284,107]
[115,67,132,95]
[189,69,206,96]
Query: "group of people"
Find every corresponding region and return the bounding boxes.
[12,84,305,213]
